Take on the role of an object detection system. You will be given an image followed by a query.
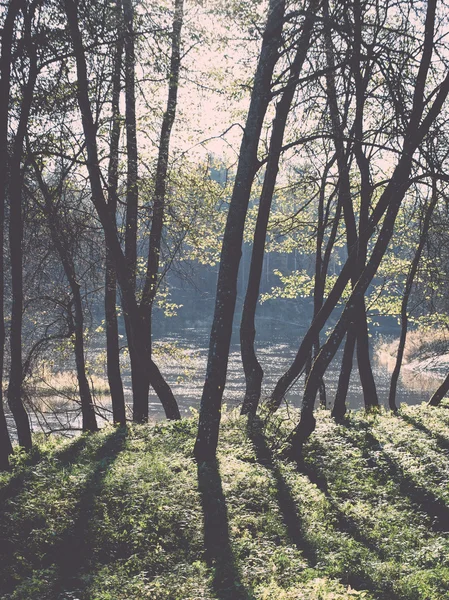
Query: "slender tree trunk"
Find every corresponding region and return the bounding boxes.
[388,182,438,410]
[137,0,184,423]
[429,374,449,407]
[8,5,37,450]
[123,0,138,288]
[64,0,181,421]
[194,0,286,461]
[31,165,98,432]
[332,328,356,420]
[312,156,340,409]
[72,290,98,432]
[105,0,126,425]
[0,0,21,469]
[324,0,378,415]
[121,0,150,420]
[240,0,318,416]
[351,0,379,411]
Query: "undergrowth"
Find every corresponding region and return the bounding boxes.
[1,404,449,599]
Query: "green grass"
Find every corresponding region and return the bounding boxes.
[1,403,449,599]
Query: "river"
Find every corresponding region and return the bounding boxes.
[12,325,445,436]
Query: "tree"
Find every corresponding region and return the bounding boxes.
[194,0,287,461]
[239,0,319,416]
[287,0,449,455]
[31,162,98,432]
[64,0,181,421]
[7,0,37,451]
[0,0,22,469]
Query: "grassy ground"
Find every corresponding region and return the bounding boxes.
[1,404,449,599]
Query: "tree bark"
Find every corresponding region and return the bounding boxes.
[137,0,184,423]
[240,0,318,416]
[0,0,20,469]
[105,0,126,426]
[194,0,286,461]
[8,3,36,451]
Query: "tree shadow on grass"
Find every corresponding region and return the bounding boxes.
[343,424,449,533]
[197,459,252,600]
[1,427,126,597]
[50,427,127,593]
[248,417,401,600]
[0,434,90,506]
[246,416,317,566]
[399,412,449,451]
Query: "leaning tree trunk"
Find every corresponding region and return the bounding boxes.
[0,0,20,469]
[429,374,449,407]
[194,0,286,461]
[64,0,181,421]
[287,0,445,452]
[240,0,319,416]
[8,5,37,451]
[288,131,447,456]
[388,182,437,409]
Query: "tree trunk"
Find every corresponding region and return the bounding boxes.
[121,0,150,419]
[324,0,378,415]
[356,297,379,409]
[388,182,437,410]
[194,0,286,461]
[138,0,184,423]
[105,0,126,425]
[429,374,449,407]
[71,290,98,432]
[240,0,318,416]
[31,165,98,433]
[332,328,356,420]
[0,0,21,469]
[8,4,37,451]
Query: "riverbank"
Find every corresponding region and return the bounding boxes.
[377,329,449,380]
[1,406,449,599]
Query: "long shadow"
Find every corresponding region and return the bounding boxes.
[246,417,317,565]
[300,442,390,561]
[197,459,251,600]
[0,434,90,506]
[0,434,92,591]
[399,413,449,451]
[50,427,127,593]
[249,418,400,600]
[1,427,126,596]
[342,424,449,533]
